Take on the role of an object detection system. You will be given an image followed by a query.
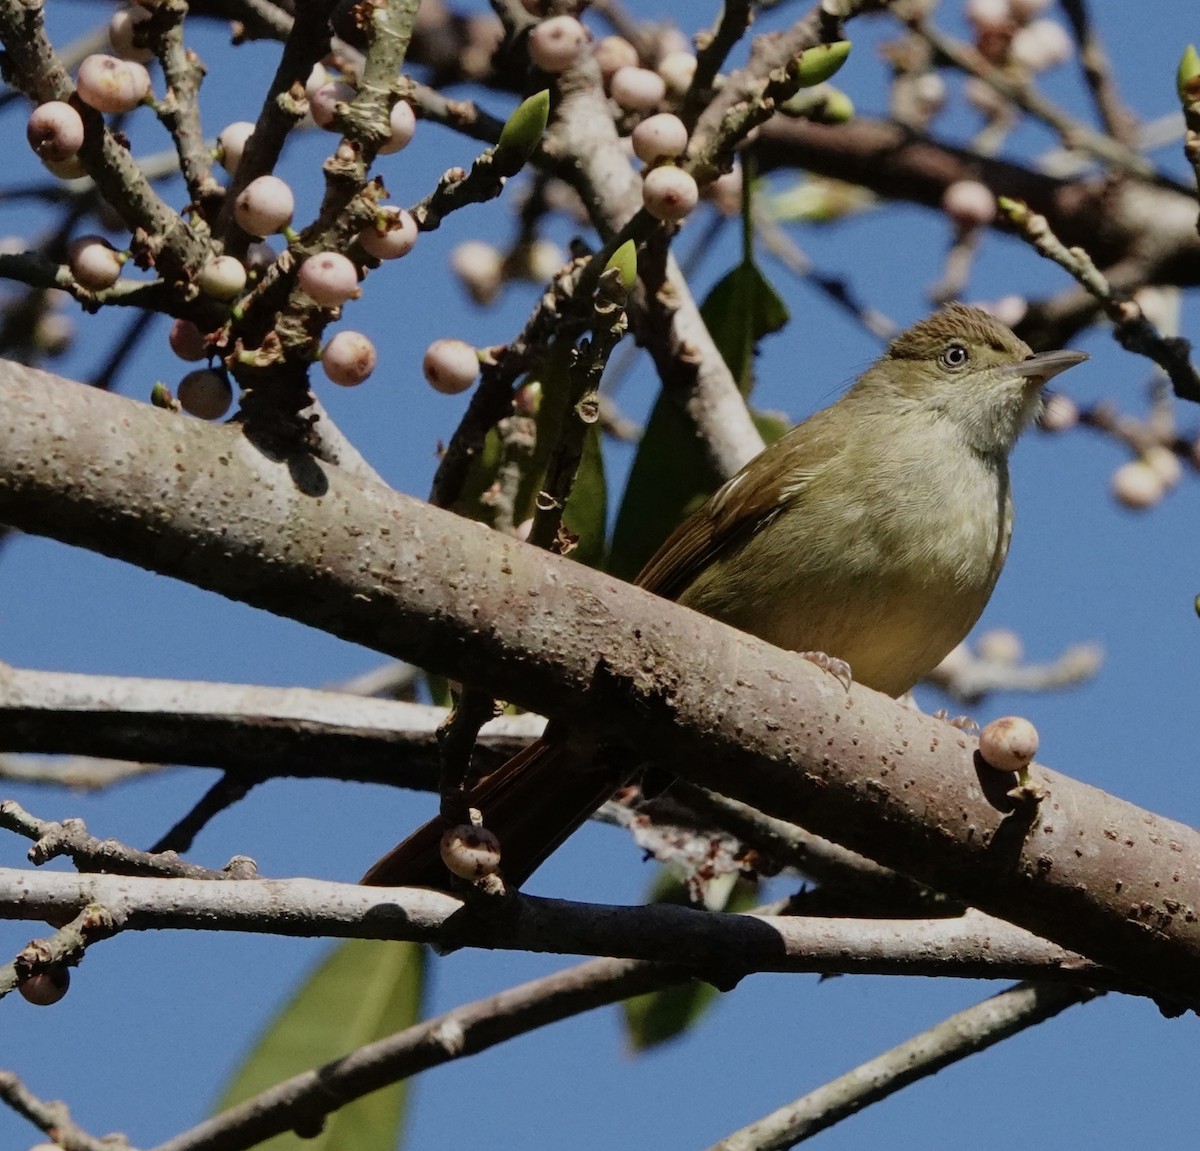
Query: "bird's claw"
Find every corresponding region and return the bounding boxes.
[799,652,853,692]
[933,709,980,734]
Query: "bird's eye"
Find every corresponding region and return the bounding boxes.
[940,342,970,371]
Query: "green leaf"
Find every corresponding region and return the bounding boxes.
[701,260,790,396]
[621,870,759,1051]
[495,90,550,176]
[216,939,426,1151]
[607,260,789,580]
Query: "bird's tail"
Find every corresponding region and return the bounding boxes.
[360,737,619,890]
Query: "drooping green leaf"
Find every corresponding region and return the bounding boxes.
[607,259,789,580]
[621,870,760,1051]
[216,939,426,1151]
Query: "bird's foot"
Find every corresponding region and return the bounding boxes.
[798,652,853,692]
[933,709,980,734]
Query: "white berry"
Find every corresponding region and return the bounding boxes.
[528,15,587,73]
[359,207,418,260]
[978,716,1039,774]
[377,100,416,155]
[298,252,360,307]
[67,235,123,290]
[322,330,377,386]
[1111,459,1163,510]
[76,54,151,114]
[657,51,697,96]
[642,165,699,221]
[1142,445,1182,490]
[451,240,504,304]
[27,101,85,163]
[610,66,667,112]
[1038,391,1078,432]
[177,368,233,420]
[233,174,294,238]
[423,339,479,394]
[217,121,255,176]
[1010,19,1073,72]
[198,254,247,300]
[439,824,502,879]
[631,112,689,164]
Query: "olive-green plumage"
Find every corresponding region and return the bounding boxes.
[363,303,1087,890]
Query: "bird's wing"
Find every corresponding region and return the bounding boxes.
[633,410,844,601]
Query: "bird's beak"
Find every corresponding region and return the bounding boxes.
[1002,348,1089,385]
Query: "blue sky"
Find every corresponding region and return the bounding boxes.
[1,2,1198,1149]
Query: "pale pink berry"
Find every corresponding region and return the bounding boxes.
[1111,459,1163,509]
[451,240,504,304]
[76,54,151,114]
[657,51,697,96]
[518,238,564,282]
[217,121,255,176]
[631,112,689,164]
[197,254,247,300]
[941,179,997,228]
[1038,391,1078,432]
[978,716,1039,774]
[377,100,416,155]
[109,5,154,63]
[34,311,74,357]
[18,968,69,1006]
[177,368,233,420]
[1010,19,1073,71]
[987,294,1027,327]
[233,174,294,238]
[595,36,639,80]
[439,824,502,878]
[168,317,208,361]
[359,207,418,260]
[298,251,360,307]
[310,80,356,129]
[322,330,377,386]
[424,338,479,394]
[642,165,699,221]
[528,15,587,73]
[67,235,123,289]
[27,101,85,163]
[610,66,666,112]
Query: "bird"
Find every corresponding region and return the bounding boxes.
[362,303,1087,891]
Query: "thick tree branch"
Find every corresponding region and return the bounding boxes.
[1,365,1199,1007]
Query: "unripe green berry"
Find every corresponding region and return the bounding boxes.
[793,41,852,88]
[495,90,550,177]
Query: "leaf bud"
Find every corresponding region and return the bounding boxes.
[494,90,550,177]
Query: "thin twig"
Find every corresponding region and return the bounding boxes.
[0,1068,130,1151]
[704,982,1099,1151]
[999,197,1200,401]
